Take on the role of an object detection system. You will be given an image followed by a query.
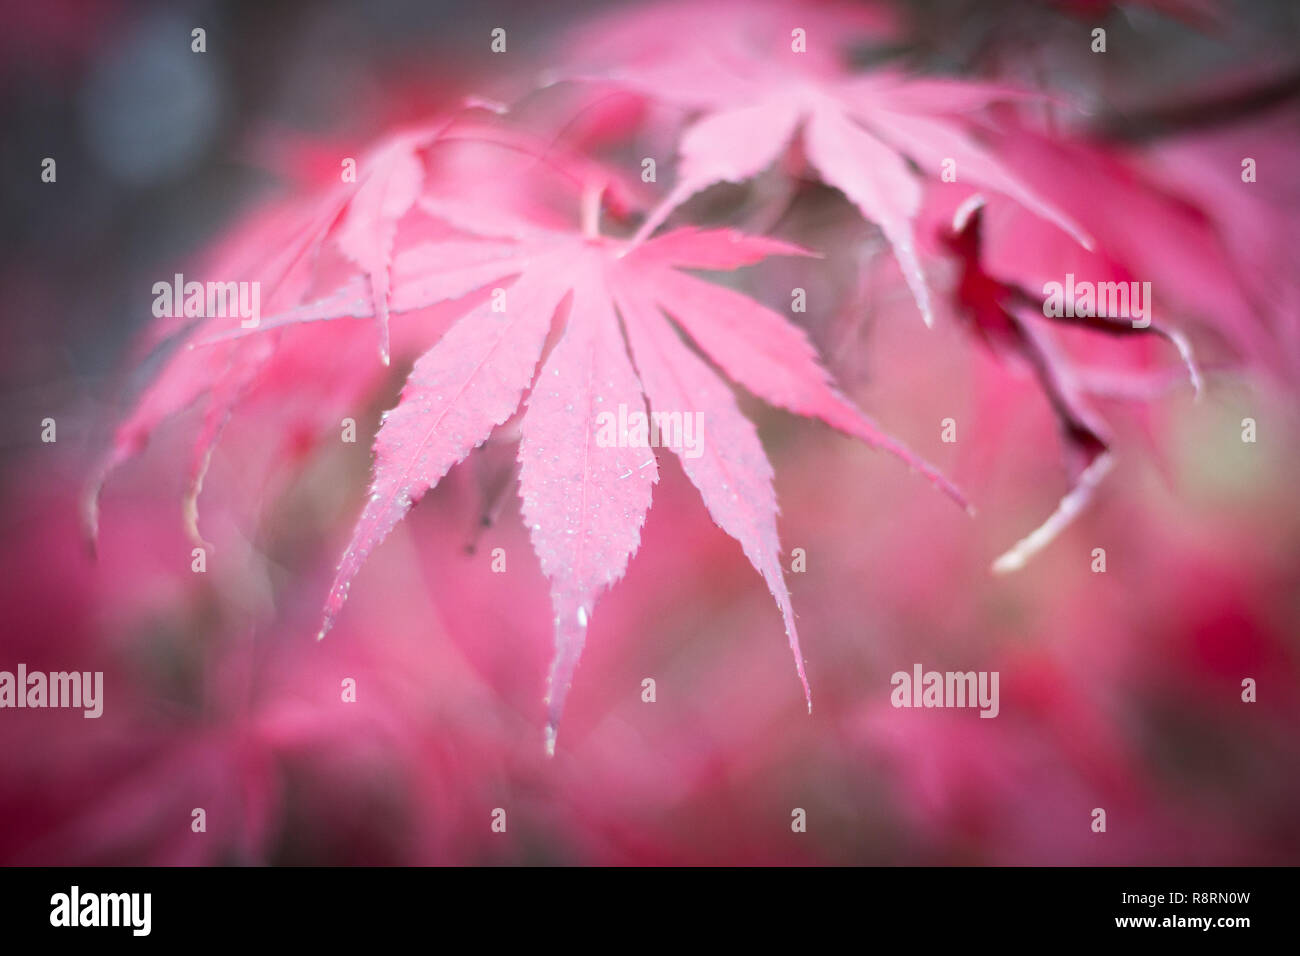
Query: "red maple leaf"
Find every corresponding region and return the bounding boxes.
[943,196,1199,571]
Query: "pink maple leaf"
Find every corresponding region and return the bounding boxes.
[331,126,441,366]
[562,0,1089,326]
[80,116,481,548]
[195,166,966,750]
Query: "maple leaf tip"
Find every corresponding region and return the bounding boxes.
[990,551,1025,576]
[783,243,824,260]
[79,488,101,557]
[181,494,210,552]
[1166,329,1203,400]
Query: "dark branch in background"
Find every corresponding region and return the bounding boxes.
[1095,65,1300,142]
